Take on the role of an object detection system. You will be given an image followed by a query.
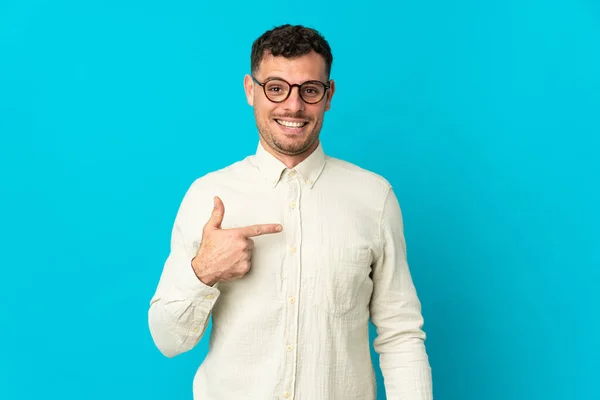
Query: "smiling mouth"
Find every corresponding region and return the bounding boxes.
[275,119,308,128]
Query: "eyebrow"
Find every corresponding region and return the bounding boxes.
[263,75,326,84]
[263,75,286,82]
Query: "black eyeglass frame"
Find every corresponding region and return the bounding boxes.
[251,76,331,104]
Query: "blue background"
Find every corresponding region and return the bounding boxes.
[1,1,599,399]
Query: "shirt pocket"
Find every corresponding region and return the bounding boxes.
[314,246,372,317]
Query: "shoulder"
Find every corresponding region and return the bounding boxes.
[324,155,393,201]
[176,156,251,214]
[186,157,250,194]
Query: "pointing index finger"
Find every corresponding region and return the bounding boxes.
[239,224,283,237]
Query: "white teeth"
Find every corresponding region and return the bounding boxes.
[276,119,306,128]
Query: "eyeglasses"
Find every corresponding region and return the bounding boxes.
[252,76,330,104]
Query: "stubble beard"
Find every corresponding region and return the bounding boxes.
[255,111,323,156]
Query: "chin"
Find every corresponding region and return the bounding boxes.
[274,135,317,156]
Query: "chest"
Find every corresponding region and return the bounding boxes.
[213,177,379,296]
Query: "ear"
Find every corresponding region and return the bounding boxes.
[324,79,335,112]
[243,74,254,106]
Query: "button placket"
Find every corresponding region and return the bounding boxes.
[281,172,301,400]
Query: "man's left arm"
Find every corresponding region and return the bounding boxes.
[369,186,433,399]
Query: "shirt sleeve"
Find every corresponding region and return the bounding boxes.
[148,182,220,358]
[369,186,433,399]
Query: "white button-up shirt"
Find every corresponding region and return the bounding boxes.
[148,141,433,399]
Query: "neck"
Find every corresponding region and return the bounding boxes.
[260,138,320,169]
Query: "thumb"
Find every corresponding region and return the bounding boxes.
[207,196,225,229]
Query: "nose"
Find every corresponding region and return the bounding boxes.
[283,86,305,113]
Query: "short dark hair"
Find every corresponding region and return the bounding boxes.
[250,24,333,78]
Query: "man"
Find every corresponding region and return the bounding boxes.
[148,24,433,400]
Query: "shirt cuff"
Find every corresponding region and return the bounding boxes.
[178,257,221,302]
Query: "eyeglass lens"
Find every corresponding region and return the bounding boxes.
[263,80,326,103]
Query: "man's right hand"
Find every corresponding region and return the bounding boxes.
[191,196,283,286]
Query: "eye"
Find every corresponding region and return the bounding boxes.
[302,86,322,97]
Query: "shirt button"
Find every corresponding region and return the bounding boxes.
[286,344,293,351]
[290,201,296,209]
[289,170,296,177]
[288,296,295,304]
[290,246,296,254]
[283,392,290,398]
[205,294,214,300]
[306,179,313,185]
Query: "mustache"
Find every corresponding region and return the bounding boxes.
[272,113,309,120]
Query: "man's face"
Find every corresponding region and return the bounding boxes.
[244,51,335,158]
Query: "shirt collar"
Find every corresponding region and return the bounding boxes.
[254,141,326,189]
